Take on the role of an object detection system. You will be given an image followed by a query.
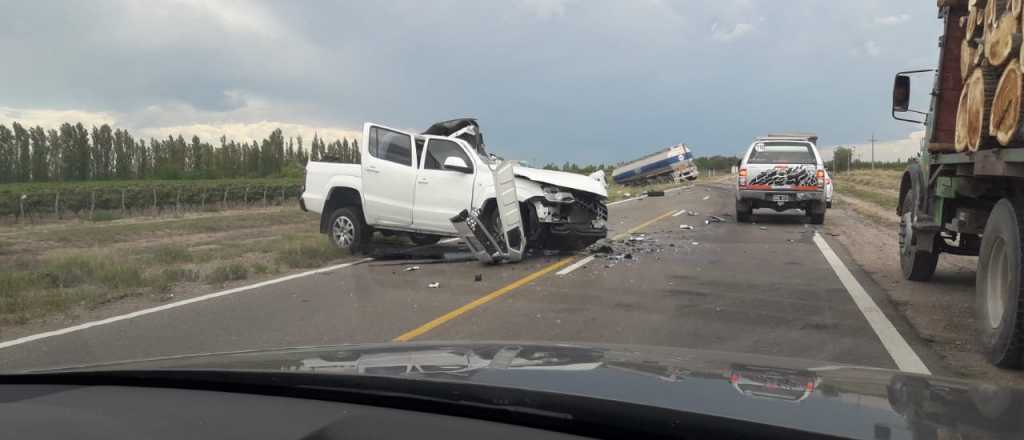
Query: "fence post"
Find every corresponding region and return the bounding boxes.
[19,194,25,222]
[121,189,126,216]
[243,187,249,205]
[90,191,96,219]
[223,188,228,209]
[176,188,181,214]
[280,187,285,206]
[201,190,206,210]
[263,187,268,207]
[153,188,158,213]
[55,192,60,219]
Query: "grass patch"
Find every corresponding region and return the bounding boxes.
[273,237,343,268]
[833,182,899,211]
[205,263,249,285]
[34,209,313,247]
[89,211,122,222]
[150,244,194,264]
[153,267,200,292]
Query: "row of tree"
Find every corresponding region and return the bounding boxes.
[0,122,359,183]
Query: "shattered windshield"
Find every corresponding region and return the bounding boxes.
[2,4,1017,432]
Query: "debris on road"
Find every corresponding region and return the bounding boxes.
[759,226,768,231]
[646,190,665,197]
[829,232,841,237]
[702,195,711,200]
[705,215,725,225]
[687,211,699,216]
[628,233,648,242]
[474,274,483,282]
[404,266,421,272]
[428,282,440,288]
[679,224,694,230]
[691,241,700,246]
[586,240,615,254]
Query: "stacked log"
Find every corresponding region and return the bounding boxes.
[959,0,1024,149]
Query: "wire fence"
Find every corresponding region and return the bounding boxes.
[0,181,304,224]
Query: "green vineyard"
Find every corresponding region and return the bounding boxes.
[0,178,304,221]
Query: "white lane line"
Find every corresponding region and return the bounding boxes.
[0,257,373,351]
[812,233,931,375]
[671,209,688,217]
[556,255,596,276]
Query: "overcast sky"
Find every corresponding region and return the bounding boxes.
[0,0,940,164]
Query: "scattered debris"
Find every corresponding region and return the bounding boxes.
[691,241,700,246]
[646,190,665,197]
[679,224,694,230]
[428,282,440,288]
[404,266,421,272]
[759,226,768,231]
[624,192,632,197]
[687,211,699,216]
[624,253,634,260]
[702,195,711,200]
[705,215,725,225]
[829,232,841,237]
[787,239,796,243]
[474,274,483,282]
[628,234,648,242]
[586,240,615,254]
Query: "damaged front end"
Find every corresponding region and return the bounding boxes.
[529,187,608,247]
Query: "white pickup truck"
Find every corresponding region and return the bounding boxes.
[301,119,609,256]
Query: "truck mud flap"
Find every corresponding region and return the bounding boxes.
[449,161,526,264]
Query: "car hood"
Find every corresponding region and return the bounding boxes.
[513,166,608,198]
[36,341,1024,440]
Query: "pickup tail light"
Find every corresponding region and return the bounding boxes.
[738,168,747,187]
[816,169,825,188]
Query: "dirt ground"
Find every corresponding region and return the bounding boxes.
[826,194,1024,386]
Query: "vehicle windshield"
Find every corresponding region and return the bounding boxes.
[2,4,1018,435]
[747,143,817,165]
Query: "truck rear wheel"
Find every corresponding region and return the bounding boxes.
[977,198,1024,369]
[899,191,939,281]
[327,207,369,254]
[736,200,752,223]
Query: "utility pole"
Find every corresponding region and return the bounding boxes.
[850,146,856,174]
[869,133,877,170]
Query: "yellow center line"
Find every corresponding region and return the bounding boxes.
[393,208,679,342]
[393,257,576,342]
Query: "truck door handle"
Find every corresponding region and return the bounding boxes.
[366,167,380,174]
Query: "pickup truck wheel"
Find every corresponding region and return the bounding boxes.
[736,201,752,223]
[809,211,825,225]
[899,191,938,281]
[409,233,441,246]
[977,198,1024,369]
[327,208,366,253]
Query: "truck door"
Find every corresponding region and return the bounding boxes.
[363,124,417,226]
[412,138,476,233]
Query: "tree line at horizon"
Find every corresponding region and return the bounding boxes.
[0,121,359,184]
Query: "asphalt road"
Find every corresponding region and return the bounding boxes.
[0,183,931,372]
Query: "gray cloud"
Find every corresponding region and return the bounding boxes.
[0,0,941,163]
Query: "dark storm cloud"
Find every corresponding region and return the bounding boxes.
[0,0,939,163]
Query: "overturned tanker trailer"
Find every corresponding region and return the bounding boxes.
[301,118,608,264]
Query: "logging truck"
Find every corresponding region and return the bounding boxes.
[892,0,1024,369]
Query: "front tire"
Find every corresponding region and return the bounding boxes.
[899,191,938,281]
[327,207,368,253]
[976,198,1024,369]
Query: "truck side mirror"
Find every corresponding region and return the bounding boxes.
[893,75,911,112]
[891,69,933,124]
[443,156,473,173]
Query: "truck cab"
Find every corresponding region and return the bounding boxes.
[735,134,828,224]
[301,118,609,254]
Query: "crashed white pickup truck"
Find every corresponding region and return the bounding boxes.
[301,119,608,262]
